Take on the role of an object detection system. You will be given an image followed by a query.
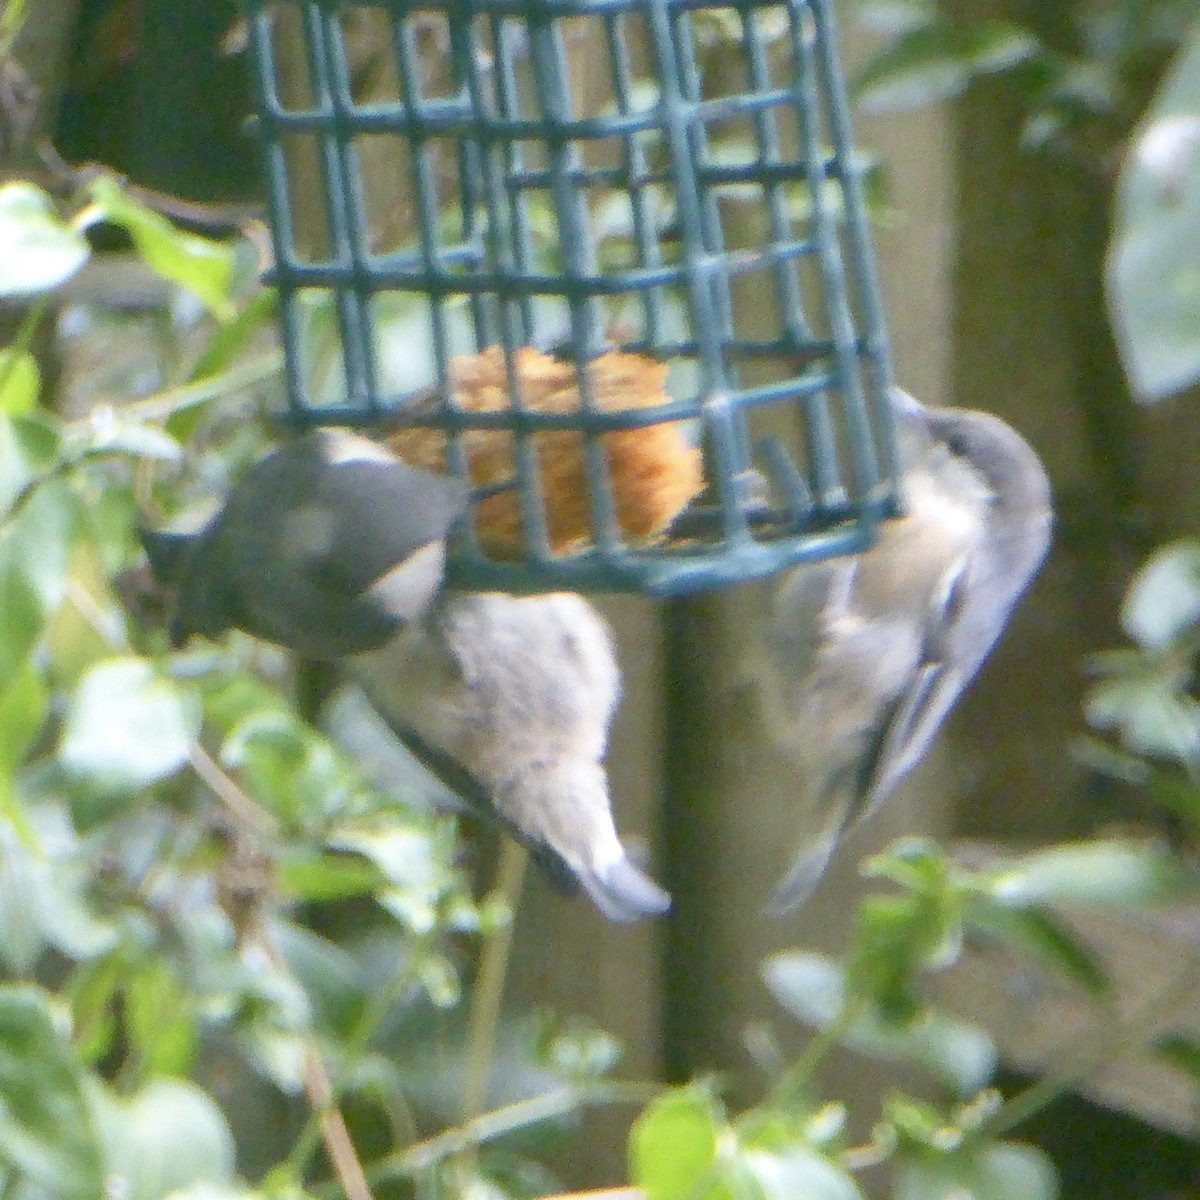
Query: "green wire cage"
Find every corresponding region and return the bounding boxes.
[244,0,899,594]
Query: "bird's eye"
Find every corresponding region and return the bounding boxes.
[945,433,970,458]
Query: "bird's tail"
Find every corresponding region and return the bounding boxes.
[764,799,851,915]
[576,856,671,923]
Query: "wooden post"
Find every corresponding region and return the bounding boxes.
[659,21,958,1119]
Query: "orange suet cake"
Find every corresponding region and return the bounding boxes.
[388,346,705,557]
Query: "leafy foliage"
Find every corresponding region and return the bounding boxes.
[0,173,577,1199]
[1083,540,1200,821]
[1108,22,1200,400]
[3,7,1200,1199]
[851,1,1200,402]
[632,818,1197,1200]
[851,0,1196,142]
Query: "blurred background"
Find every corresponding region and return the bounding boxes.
[10,0,1200,1195]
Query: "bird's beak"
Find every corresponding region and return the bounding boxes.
[888,386,928,427]
[887,387,936,465]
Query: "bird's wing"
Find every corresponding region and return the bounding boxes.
[307,461,466,600]
[862,498,1053,814]
[858,549,976,810]
[765,575,925,915]
[765,794,856,914]
[353,668,583,895]
[759,559,852,738]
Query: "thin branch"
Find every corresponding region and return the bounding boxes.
[281,955,424,1184]
[87,348,284,429]
[457,840,529,1163]
[345,1082,662,1194]
[33,145,263,234]
[260,928,376,1200]
[300,1045,375,1200]
[187,743,279,837]
[769,998,865,1109]
[64,578,128,648]
[183,744,366,1198]
[2,351,284,529]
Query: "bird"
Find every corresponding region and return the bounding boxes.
[757,387,1053,912]
[139,431,669,920]
[139,428,468,660]
[350,590,671,922]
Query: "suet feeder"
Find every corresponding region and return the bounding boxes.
[244,0,899,594]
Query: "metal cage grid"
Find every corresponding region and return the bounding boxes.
[244,0,899,594]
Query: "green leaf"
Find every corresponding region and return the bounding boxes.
[1120,541,1200,649]
[0,350,39,414]
[856,2,937,37]
[199,669,290,739]
[1071,734,1152,786]
[332,825,440,889]
[186,288,278,385]
[93,1079,236,1200]
[965,900,1109,995]
[763,952,996,1094]
[84,177,238,320]
[229,946,312,1094]
[1106,19,1200,400]
[884,1093,963,1152]
[276,850,381,901]
[58,658,200,794]
[79,474,136,578]
[697,1156,758,1200]
[0,660,47,773]
[0,541,46,682]
[742,1147,862,1200]
[270,921,356,1034]
[4,473,79,611]
[124,962,197,1078]
[0,822,53,973]
[222,708,377,834]
[854,22,973,111]
[543,1025,622,1081]
[854,20,1038,113]
[0,183,90,297]
[961,21,1041,74]
[334,824,449,933]
[847,887,963,1023]
[0,806,118,972]
[73,413,183,464]
[1155,1032,1200,1084]
[0,985,103,1198]
[1085,674,1200,761]
[630,1087,721,1200]
[0,411,61,517]
[68,955,124,1067]
[894,1140,1058,1200]
[987,840,1188,907]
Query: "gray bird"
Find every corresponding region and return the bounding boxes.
[139,440,668,920]
[758,388,1053,912]
[351,591,671,922]
[140,429,467,660]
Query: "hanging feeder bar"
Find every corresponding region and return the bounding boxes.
[243,0,899,594]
